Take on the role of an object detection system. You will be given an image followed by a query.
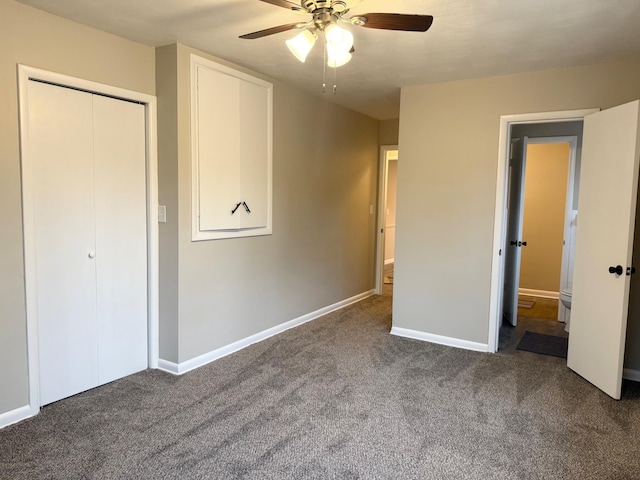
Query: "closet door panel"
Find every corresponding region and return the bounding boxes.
[93,95,148,385]
[28,81,99,405]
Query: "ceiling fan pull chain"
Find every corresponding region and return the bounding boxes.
[333,64,337,94]
[322,31,327,93]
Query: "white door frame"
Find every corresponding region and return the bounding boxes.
[375,145,398,294]
[18,65,159,417]
[488,109,598,352]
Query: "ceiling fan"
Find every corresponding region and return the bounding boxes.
[239,0,434,68]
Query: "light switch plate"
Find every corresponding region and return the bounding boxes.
[158,205,167,223]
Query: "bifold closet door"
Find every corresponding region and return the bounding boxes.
[28,81,147,406]
[93,94,148,386]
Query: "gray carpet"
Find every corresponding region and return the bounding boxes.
[2,290,640,479]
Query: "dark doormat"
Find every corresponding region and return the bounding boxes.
[516,331,568,359]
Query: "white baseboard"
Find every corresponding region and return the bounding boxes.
[156,359,180,375]
[390,326,490,353]
[623,368,640,382]
[0,404,37,430]
[519,288,559,300]
[384,258,394,265]
[157,290,375,376]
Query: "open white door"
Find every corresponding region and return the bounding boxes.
[502,137,528,325]
[567,100,640,400]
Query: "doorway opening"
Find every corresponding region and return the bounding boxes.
[489,102,640,399]
[499,134,580,352]
[487,109,598,353]
[375,145,398,295]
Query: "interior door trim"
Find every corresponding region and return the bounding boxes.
[17,64,159,417]
[487,109,598,353]
[375,145,398,294]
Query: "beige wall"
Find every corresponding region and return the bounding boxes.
[519,143,570,293]
[511,122,583,209]
[0,0,155,417]
[1,1,378,420]
[157,44,379,363]
[156,45,180,363]
[395,57,640,355]
[380,119,399,145]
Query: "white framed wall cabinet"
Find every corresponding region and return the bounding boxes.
[191,54,273,241]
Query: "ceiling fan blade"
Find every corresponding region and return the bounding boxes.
[239,23,302,39]
[356,13,434,32]
[258,0,303,11]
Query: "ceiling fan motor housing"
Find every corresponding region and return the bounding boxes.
[302,1,347,14]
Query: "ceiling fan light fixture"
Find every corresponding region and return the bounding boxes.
[286,29,316,62]
[324,23,354,53]
[327,49,352,68]
[239,1,434,88]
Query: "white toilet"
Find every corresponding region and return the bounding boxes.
[560,288,572,310]
[560,288,572,332]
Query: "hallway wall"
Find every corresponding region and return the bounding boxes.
[519,143,570,293]
[395,56,640,368]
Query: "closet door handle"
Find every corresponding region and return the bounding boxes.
[88,251,96,259]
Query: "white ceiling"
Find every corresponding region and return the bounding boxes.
[16,0,640,119]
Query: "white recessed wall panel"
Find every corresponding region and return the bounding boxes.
[191,54,272,240]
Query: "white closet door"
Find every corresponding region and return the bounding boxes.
[93,95,148,385]
[28,81,148,406]
[28,81,99,405]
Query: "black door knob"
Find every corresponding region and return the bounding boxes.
[609,265,624,275]
[627,266,637,276]
[510,241,518,246]
[521,241,527,247]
